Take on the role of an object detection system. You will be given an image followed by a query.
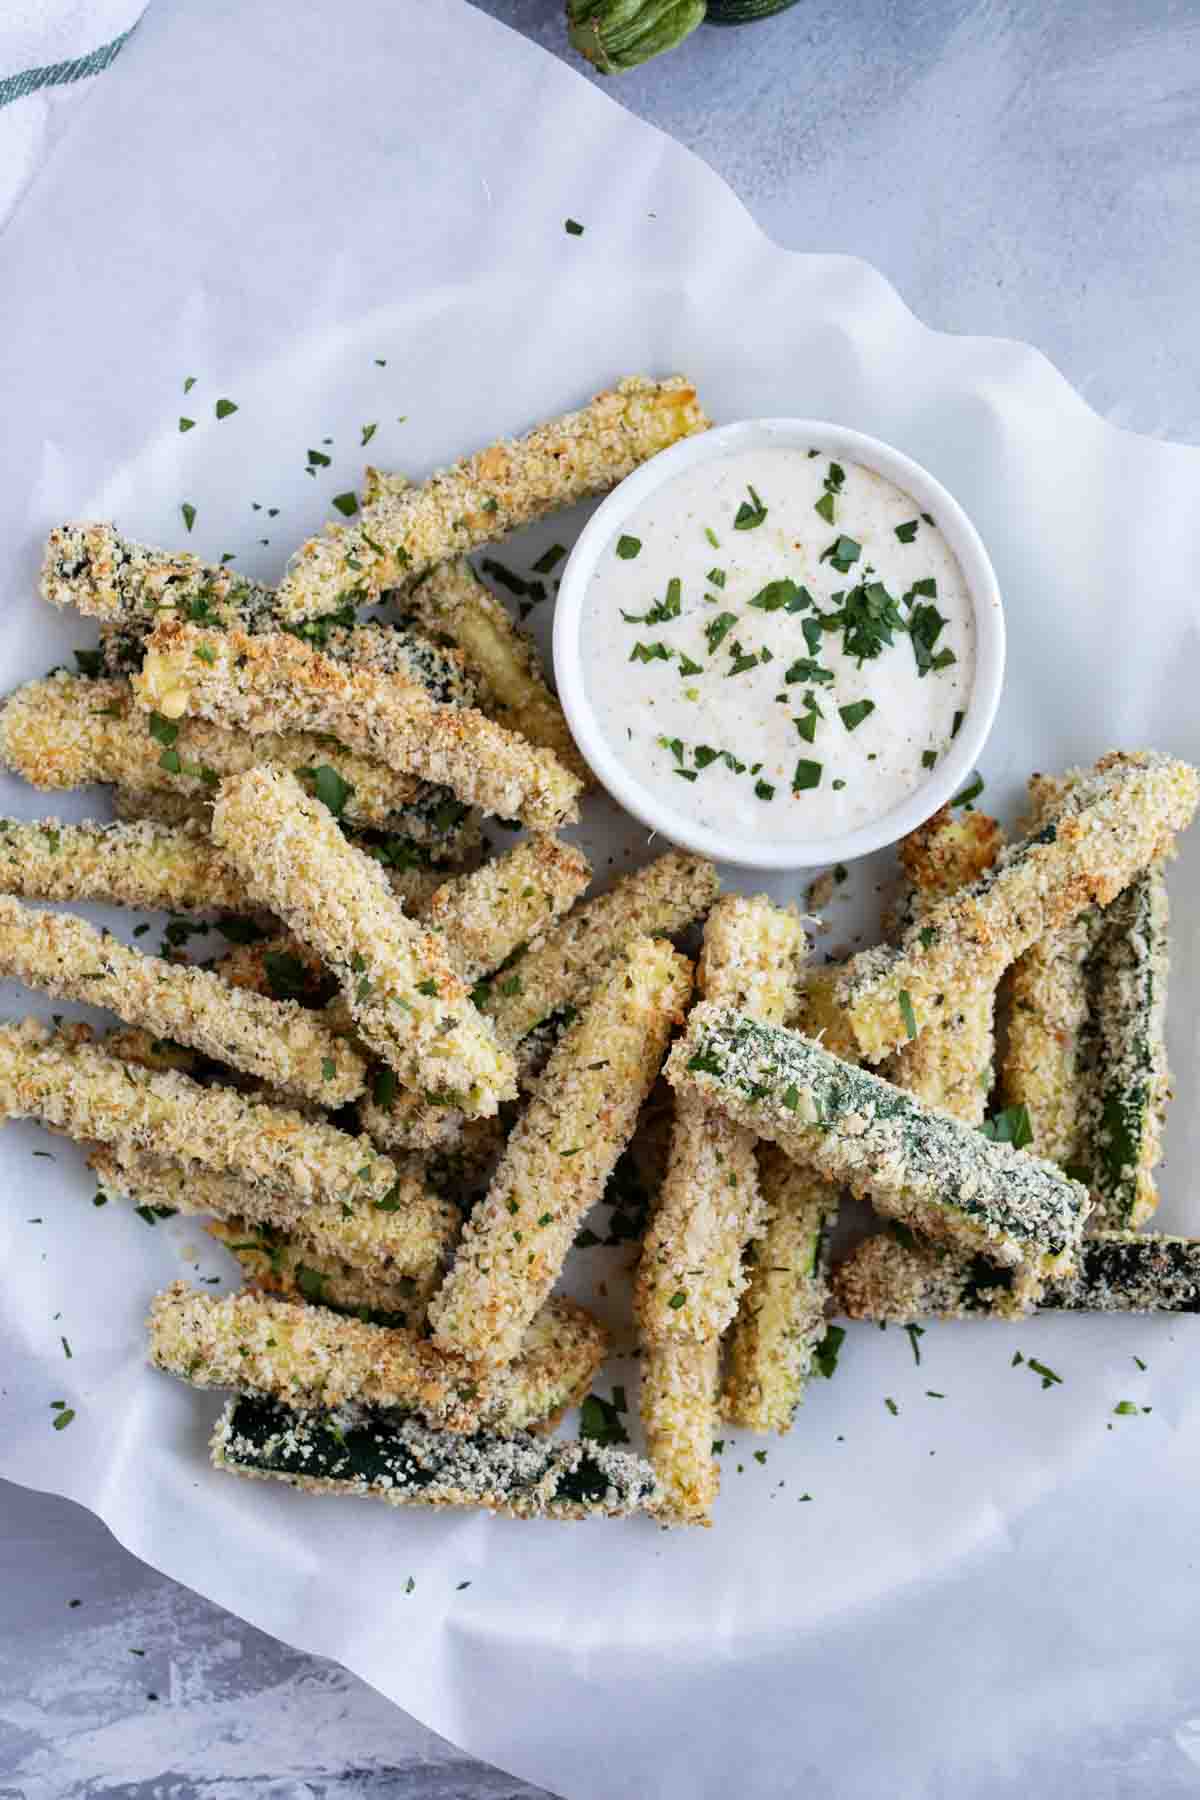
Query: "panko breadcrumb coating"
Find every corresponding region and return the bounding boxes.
[408,559,590,782]
[831,1230,1040,1323]
[640,1339,721,1527]
[212,766,514,1117]
[207,1218,429,1328]
[0,816,249,915]
[135,620,581,832]
[275,376,710,621]
[668,1003,1092,1278]
[422,834,590,983]
[91,1142,458,1290]
[430,936,693,1366]
[833,752,1198,1062]
[0,896,364,1106]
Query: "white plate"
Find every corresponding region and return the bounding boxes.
[1,4,1199,1798]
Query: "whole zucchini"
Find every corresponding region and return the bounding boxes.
[567,0,800,74]
[706,0,801,20]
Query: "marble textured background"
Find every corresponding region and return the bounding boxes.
[4,1,1200,1794]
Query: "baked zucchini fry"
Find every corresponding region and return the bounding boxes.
[213,934,334,1009]
[636,896,806,1344]
[479,850,720,1047]
[667,1003,1092,1277]
[834,1229,1200,1318]
[0,671,437,833]
[0,896,364,1106]
[0,1017,425,1214]
[211,765,514,1116]
[112,785,213,831]
[882,806,1005,1124]
[832,751,1198,1061]
[421,834,591,984]
[1000,774,1101,1164]
[430,936,693,1366]
[150,1283,604,1433]
[1083,867,1171,1229]
[91,1143,457,1290]
[0,816,249,915]
[275,376,709,621]
[640,1339,721,1527]
[721,1150,834,1433]
[136,620,582,832]
[212,1397,659,1520]
[207,1218,428,1328]
[409,558,588,781]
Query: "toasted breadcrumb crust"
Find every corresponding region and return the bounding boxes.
[0,896,364,1105]
[640,1339,721,1526]
[833,1228,1200,1319]
[275,376,709,621]
[480,851,719,1046]
[0,816,249,914]
[90,1142,457,1289]
[1083,867,1170,1229]
[0,1016,431,1215]
[668,1003,1092,1276]
[883,807,1005,1124]
[834,752,1198,1061]
[409,559,589,781]
[422,834,590,983]
[637,898,806,1345]
[212,1397,659,1520]
[430,937,693,1366]
[207,1218,429,1328]
[790,966,860,1061]
[0,672,453,835]
[136,619,581,832]
[721,1149,835,1433]
[112,784,214,830]
[149,1283,604,1434]
[212,766,514,1116]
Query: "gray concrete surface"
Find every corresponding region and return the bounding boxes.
[4,0,1200,1794]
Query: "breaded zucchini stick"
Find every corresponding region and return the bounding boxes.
[0,896,364,1106]
[430,936,693,1366]
[212,1397,659,1520]
[479,850,720,1046]
[211,766,514,1117]
[421,834,591,984]
[1000,774,1100,1164]
[832,752,1198,1062]
[834,1229,1200,1319]
[0,816,250,915]
[0,672,439,834]
[136,620,581,832]
[207,1218,427,1327]
[150,1284,605,1434]
[113,785,212,831]
[1083,867,1171,1229]
[721,1150,835,1434]
[0,1017,426,1215]
[91,1142,457,1290]
[640,1340,721,1527]
[408,558,588,781]
[637,896,806,1343]
[882,806,1005,1124]
[667,1004,1092,1277]
[275,376,709,621]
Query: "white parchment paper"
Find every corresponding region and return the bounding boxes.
[2,3,1200,1796]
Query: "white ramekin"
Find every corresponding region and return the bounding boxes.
[553,417,1005,871]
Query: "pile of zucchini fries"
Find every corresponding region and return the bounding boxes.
[1,374,1197,1530]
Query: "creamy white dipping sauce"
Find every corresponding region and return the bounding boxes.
[580,446,976,842]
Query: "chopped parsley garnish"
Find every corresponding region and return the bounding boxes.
[908,600,950,676]
[331,492,359,517]
[180,502,196,533]
[707,566,726,588]
[792,758,822,792]
[784,657,834,687]
[658,735,686,766]
[952,772,984,808]
[616,534,642,560]
[838,699,875,732]
[980,1103,1032,1149]
[725,641,760,677]
[321,1058,337,1082]
[416,978,439,996]
[894,520,919,542]
[754,778,775,801]
[704,611,738,654]
[903,576,937,602]
[921,749,938,769]
[704,526,720,549]
[905,1323,925,1365]
[819,535,861,573]
[749,578,811,614]
[215,398,238,419]
[830,580,905,663]
[814,1325,845,1379]
[678,652,704,677]
[533,543,566,573]
[951,709,965,738]
[898,990,918,1039]
[1028,1358,1063,1390]
[814,491,836,524]
[300,763,354,818]
[179,417,195,433]
[622,577,680,626]
[733,484,768,530]
[264,951,310,1001]
[564,218,585,235]
[147,712,178,748]
[183,375,197,393]
[630,640,672,664]
[51,1405,76,1431]
[579,1393,629,1446]
[1113,1401,1140,1416]
[306,448,331,470]
[360,422,378,446]
[884,1397,899,1416]
[373,1067,398,1109]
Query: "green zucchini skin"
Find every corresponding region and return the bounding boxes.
[567,0,706,74]
[706,0,802,22]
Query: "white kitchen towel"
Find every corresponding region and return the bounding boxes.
[0,1,145,231]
